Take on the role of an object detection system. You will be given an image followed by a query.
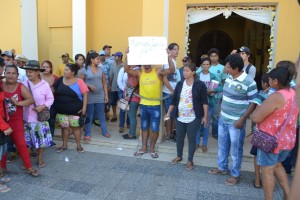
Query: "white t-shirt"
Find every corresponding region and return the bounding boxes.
[162,59,179,94]
[177,80,195,123]
[18,67,28,82]
[243,64,256,79]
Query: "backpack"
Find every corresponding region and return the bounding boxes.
[245,64,252,74]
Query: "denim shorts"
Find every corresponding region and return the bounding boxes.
[257,149,290,166]
[163,92,174,117]
[140,105,161,132]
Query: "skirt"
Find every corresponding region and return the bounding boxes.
[24,121,52,149]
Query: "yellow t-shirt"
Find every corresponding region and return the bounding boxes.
[53,63,66,77]
[139,68,161,106]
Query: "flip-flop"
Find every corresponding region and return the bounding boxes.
[134,150,148,156]
[28,169,40,177]
[0,184,11,193]
[38,162,46,168]
[252,180,262,189]
[171,157,182,165]
[56,146,67,153]
[150,152,159,158]
[0,178,11,184]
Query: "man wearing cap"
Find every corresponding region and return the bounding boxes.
[232,46,256,80]
[103,45,114,61]
[98,50,113,121]
[109,52,124,123]
[53,53,71,77]
[15,55,28,82]
[1,51,14,67]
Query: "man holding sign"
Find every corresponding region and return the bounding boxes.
[125,38,175,158]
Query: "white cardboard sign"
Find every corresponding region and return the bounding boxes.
[127,36,168,65]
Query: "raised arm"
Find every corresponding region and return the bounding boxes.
[158,51,175,76]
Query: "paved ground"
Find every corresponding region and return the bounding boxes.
[1,148,285,200]
[0,118,288,199]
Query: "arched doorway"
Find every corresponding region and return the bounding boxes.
[196,30,234,66]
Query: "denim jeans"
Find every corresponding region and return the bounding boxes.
[196,106,214,145]
[212,97,222,137]
[176,118,201,162]
[118,90,130,128]
[127,101,139,137]
[218,117,246,177]
[85,103,108,136]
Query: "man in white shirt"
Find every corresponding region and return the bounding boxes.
[14,55,28,82]
[235,46,256,79]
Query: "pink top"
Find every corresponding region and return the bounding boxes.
[23,79,54,123]
[258,89,299,154]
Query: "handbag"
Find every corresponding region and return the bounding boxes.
[27,81,50,122]
[0,100,9,145]
[251,99,296,153]
[79,115,90,127]
[117,86,138,111]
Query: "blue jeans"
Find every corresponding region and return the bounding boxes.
[118,90,130,128]
[163,93,174,117]
[212,97,222,137]
[196,106,214,145]
[140,105,161,132]
[218,117,246,177]
[127,101,139,137]
[85,103,108,136]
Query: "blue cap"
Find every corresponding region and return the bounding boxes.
[99,50,106,56]
[112,52,123,57]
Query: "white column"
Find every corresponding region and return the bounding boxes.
[163,0,169,39]
[21,0,38,60]
[72,0,86,58]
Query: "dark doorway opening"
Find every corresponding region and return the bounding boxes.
[188,13,270,88]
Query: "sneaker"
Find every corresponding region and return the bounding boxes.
[122,134,136,139]
[119,127,124,133]
[93,119,101,127]
[224,176,240,186]
[110,117,117,122]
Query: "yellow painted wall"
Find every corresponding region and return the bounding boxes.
[169,0,300,66]
[37,0,72,69]
[86,0,143,54]
[0,0,22,55]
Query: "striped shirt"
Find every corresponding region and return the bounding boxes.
[221,72,257,124]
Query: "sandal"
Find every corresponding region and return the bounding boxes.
[0,171,6,177]
[224,176,240,186]
[0,184,11,193]
[77,146,85,153]
[134,150,148,157]
[208,168,228,175]
[56,146,67,153]
[202,145,208,153]
[27,169,40,177]
[186,161,194,170]
[38,162,46,168]
[252,180,262,189]
[171,157,182,165]
[150,152,159,159]
[0,177,11,184]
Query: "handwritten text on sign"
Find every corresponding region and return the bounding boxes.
[127,37,168,65]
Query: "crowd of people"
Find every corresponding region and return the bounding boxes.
[0,45,299,200]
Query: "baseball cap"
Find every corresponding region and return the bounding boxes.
[99,50,106,56]
[1,51,13,58]
[238,46,251,55]
[15,55,29,63]
[61,52,70,58]
[112,52,123,57]
[102,45,112,50]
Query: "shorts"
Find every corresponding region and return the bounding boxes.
[109,91,119,106]
[257,149,290,166]
[140,105,161,133]
[163,92,174,117]
[57,114,80,128]
[250,146,257,156]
